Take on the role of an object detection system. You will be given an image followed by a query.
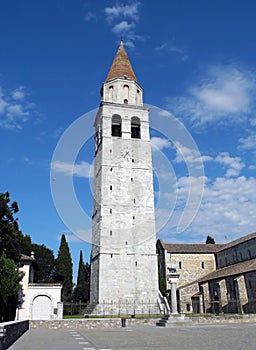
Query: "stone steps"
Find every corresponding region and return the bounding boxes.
[83,303,98,316]
[156,314,192,327]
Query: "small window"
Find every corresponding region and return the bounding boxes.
[110,209,112,214]
[133,216,135,220]
[133,198,136,204]
[178,261,182,269]
[201,261,205,269]
[186,303,191,312]
[112,115,122,137]
[131,117,141,139]
[110,230,112,236]
[123,84,129,103]
[110,185,112,190]
[126,241,128,245]
[109,86,114,102]
[132,159,134,163]
[131,177,133,182]
[110,254,113,258]
[135,261,138,267]
[110,167,113,171]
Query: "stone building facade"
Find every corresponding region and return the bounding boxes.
[17,253,62,320]
[157,231,256,314]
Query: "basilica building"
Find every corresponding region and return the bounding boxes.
[158,231,256,314]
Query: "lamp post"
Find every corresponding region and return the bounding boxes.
[167,267,180,315]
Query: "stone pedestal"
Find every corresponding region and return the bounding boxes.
[167,268,180,315]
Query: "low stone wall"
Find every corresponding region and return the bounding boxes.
[30,314,256,329]
[190,314,256,324]
[30,317,158,329]
[0,320,29,350]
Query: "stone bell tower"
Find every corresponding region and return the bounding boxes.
[90,40,160,315]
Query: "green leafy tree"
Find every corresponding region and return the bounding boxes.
[0,192,25,259]
[73,251,90,302]
[32,244,56,283]
[206,235,215,244]
[0,252,23,321]
[55,234,73,302]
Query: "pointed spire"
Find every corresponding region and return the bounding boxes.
[106,40,137,82]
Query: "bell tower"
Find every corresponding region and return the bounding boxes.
[90,40,160,315]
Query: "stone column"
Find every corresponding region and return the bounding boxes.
[170,281,178,314]
[167,268,180,315]
[235,275,248,314]
[219,279,228,313]
[57,302,63,320]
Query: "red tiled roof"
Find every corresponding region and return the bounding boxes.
[106,40,137,82]
[162,243,224,254]
[217,231,256,252]
[197,259,256,283]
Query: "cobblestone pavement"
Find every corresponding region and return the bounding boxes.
[9,323,256,350]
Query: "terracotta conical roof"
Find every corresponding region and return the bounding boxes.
[106,40,137,82]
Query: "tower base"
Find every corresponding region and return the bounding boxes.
[85,300,161,317]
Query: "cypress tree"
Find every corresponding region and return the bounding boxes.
[55,234,73,302]
[206,235,215,244]
[73,251,90,302]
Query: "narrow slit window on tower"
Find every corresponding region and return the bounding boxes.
[110,185,112,190]
[201,261,205,269]
[123,84,129,103]
[110,167,113,171]
[111,114,122,137]
[132,159,135,163]
[109,85,114,102]
[110,230,112,236]
[110,209,112,214]
[136,89,141,105]
[133,216,135,220]
[179,261,182,269]
[135,261,138,267]
[110,254,113,258]
[131,116,141,139]
[133,198,136,204]
[131,177,133,182]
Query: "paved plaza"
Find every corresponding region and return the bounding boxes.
[9,323,256,350]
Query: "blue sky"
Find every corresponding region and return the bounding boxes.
[1,1,256,278]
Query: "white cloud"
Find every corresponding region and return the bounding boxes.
[157,174,256,243]
[62,228,92,243]
[155,42,188,61]
[174,142,213,165]
[12,86,26,101]
[84,11,97,22]
[215,152,245,177]
[51,160,93,178]
[239,134,256,152]
[168,65,256,127]
[105,2,140,22]
[194,175,256,239]
[112,21,135,35]
[22,156,33,165]
[104,1,142,46]
[0,85,36,129]
[250,118,256,126]
[151,136,172,151]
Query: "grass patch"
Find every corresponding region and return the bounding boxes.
[63,314,163,319]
